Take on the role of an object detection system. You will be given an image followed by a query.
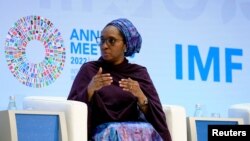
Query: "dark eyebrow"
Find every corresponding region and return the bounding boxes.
[100,36,117,39]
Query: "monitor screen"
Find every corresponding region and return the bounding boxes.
[0,110,68,141]
[187,117,244,141]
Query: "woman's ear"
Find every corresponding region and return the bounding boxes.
[124,45,127,52]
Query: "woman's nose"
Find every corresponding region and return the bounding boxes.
[100,41,109,49]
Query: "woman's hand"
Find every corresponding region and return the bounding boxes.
[87,67,113,101]
[119,78,142,96]
[119,78,148,112]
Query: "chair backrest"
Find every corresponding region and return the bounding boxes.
[162,104,187,141]
[23,96,88,141]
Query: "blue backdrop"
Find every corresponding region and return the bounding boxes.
[1,0,250,117]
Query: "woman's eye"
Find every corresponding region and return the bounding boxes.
[108,38,116,44]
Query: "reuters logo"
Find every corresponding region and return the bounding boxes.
[4,15,66,88]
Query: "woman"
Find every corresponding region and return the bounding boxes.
[68,18,172,141]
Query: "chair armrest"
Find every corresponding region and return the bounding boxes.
[23,96,88,141]
[162,104,187,141]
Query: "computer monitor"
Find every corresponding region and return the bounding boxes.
[187,117,244,141]
[0,110,68,141]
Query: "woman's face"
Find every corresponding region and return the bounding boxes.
[100,25,126,65]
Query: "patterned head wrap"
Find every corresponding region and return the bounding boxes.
[106,18,142,57]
